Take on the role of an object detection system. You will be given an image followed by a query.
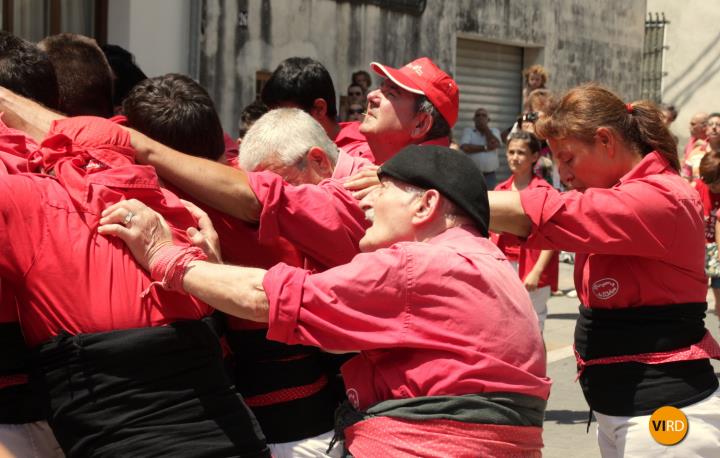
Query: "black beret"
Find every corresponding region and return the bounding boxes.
[378,145,489,237]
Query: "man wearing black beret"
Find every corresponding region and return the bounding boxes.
[99,145,551,457]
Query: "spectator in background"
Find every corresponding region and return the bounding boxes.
[522,64,548,108]
[346,103,365,122]
[340,83,365,121]
[237,99,269,143]
[660,103,678,128]
[523,89,560,189]
[697,151,720,315]
[351,69,372,94]
[38,33,114,117]
[101,44,147,113]
[686,112,720,181]
[492,131,558,333]
[682,112,709,179]
[660,103,680,146]
[460,107,502,189]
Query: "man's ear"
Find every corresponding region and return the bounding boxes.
[412,188,441,225]
[310,98,328,120]
[409,111,433,141]
[306,146,333,177]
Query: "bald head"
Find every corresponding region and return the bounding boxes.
[690,112,709,139]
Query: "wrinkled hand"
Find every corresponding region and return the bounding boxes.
[181,199,222,263]
[98,199,175,271]
[343,165,380,200]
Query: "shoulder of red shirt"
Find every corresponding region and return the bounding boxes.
[494,175,514,190]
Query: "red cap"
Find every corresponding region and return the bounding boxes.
[370,57,459,127]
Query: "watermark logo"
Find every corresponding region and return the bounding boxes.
[649,406,688,445]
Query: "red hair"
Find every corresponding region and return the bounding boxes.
[535,83,679,171]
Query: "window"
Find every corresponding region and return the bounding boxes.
[641,12,669,103]
[2,0,107,44]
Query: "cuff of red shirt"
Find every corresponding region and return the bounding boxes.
[247,171,285,246]
[264,262,305,345]
[519,186,564,248]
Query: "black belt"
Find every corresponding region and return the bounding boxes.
[0,322,46,424]
[32,317,270,457]
[574,303,717,416]
[227,329,341,443]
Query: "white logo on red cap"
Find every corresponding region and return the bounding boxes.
[592,278,619,300]
[407,64,424,76]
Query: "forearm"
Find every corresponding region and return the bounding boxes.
[0,87,64,141]
[183,261,270,322]
[530,249,555,276]
[488,190,532,236]
[460,143,486,153]
[130,130,261,222]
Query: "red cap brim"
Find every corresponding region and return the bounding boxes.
[370,62,425,96]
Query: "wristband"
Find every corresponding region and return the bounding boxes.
[141,244,208,297]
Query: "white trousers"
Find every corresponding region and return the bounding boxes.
[509,261,549,333]
[528,285,550,333]
[595,387,720,457]
[0,421,64,458]
[269,430,342,458]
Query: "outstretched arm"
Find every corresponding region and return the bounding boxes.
[130,130,262,223]
[0,87,64,141]
[488,190,532,237]
[98,198,270,322]
[0,87,263,224]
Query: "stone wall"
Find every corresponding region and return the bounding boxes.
[200,0,646,134]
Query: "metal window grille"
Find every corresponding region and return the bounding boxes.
[641,12,669,103]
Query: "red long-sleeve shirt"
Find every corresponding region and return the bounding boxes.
[521,151,706,308]
[264,226,551,411]
[492,175,559,290]
[0,117,213,346]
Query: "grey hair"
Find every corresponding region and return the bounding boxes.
[414,95,451,141]
[239,108,339,171]
[387,178,466,226]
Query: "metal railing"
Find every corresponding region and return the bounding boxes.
[641,12,669,103]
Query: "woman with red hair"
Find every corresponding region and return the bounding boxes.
[490,83,720,456]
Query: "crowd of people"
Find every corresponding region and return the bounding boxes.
[0,29,718,458]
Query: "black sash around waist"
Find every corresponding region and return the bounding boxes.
[32,317,270,458]
[227,328,342,443]
[330,393,547,455]
[574,303,718,416]
[0,322,46,423]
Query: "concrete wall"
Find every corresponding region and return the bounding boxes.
[646,0,720,151]
[108,0,193,77]
[200,0,646,135]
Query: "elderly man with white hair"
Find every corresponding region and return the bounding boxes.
[98,145,550,458]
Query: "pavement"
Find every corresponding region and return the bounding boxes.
[541,262,720,457]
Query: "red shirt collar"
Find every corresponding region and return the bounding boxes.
[618,151,674,185]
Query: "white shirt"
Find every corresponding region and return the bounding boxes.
[460,127,502,173]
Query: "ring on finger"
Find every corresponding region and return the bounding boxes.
[122,211,135,226]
